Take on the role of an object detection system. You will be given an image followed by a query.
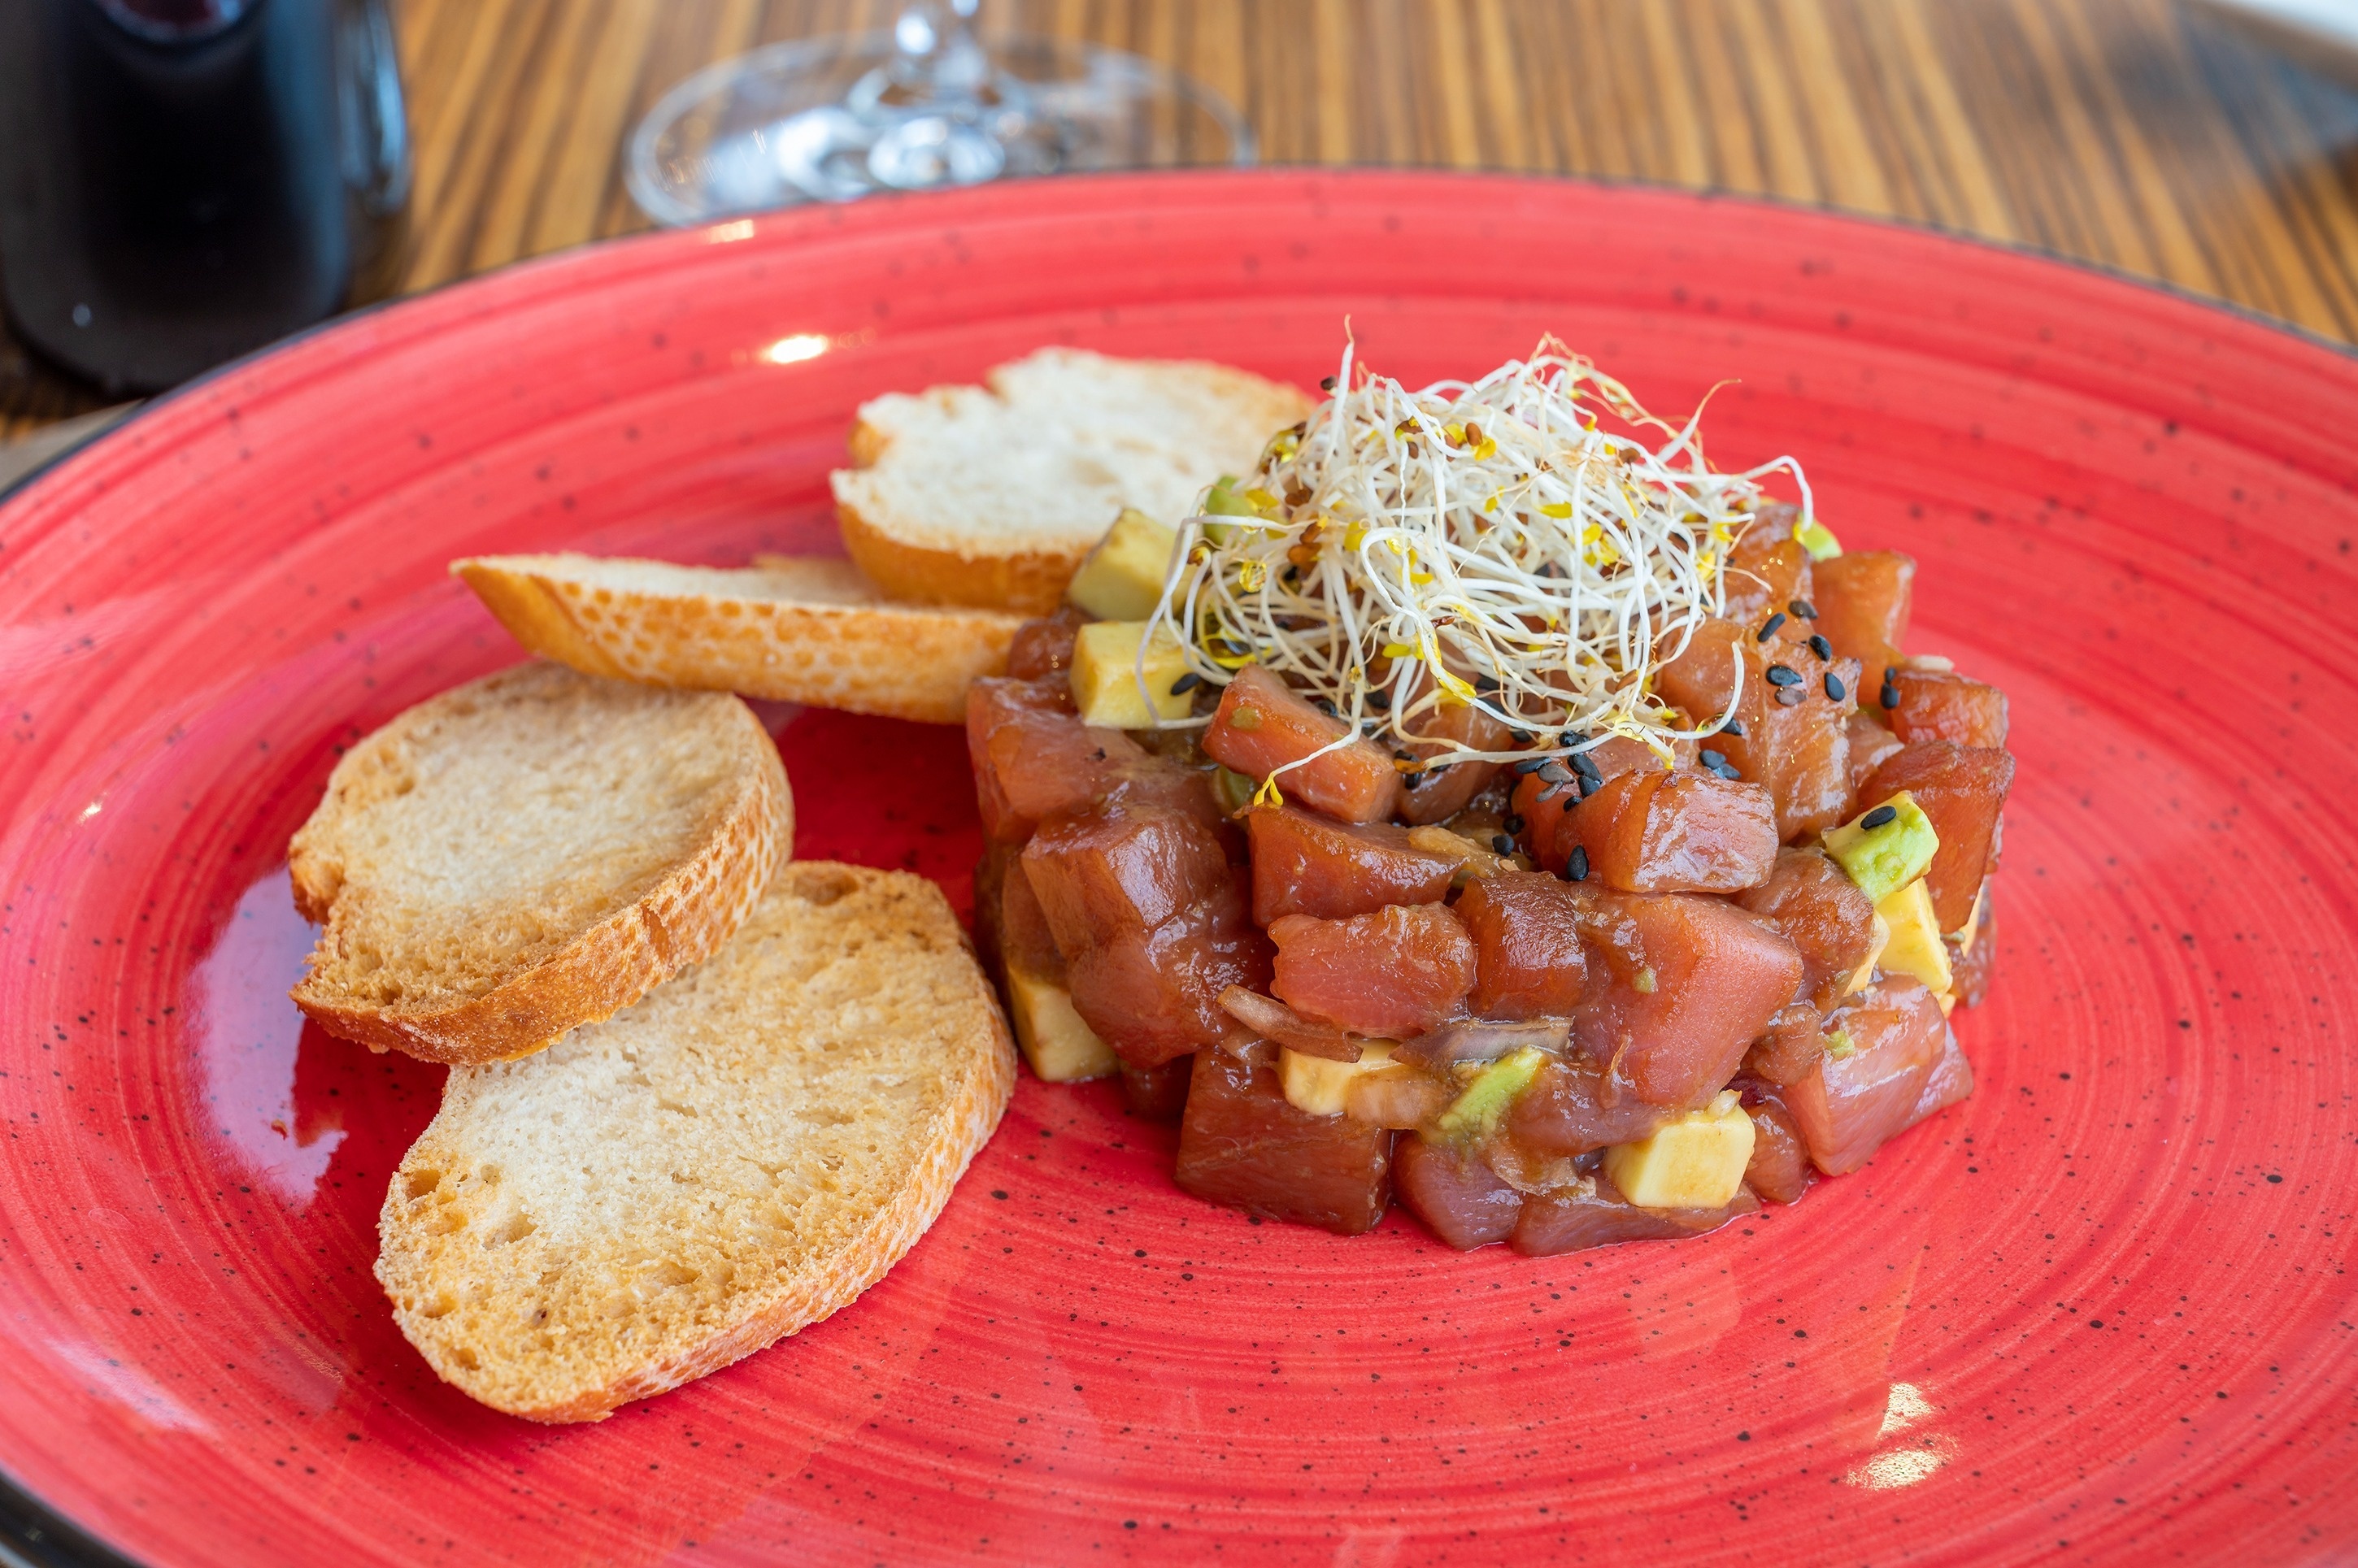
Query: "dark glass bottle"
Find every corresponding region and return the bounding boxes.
[0,0,411,396]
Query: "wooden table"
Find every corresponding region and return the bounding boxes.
[5,0,2354,444]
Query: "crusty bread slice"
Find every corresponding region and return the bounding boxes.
[289,662,790,1065]
[453,552,1024,724]
[376,862,1016,1422]
[832,346,1314,615]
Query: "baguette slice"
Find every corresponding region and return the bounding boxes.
[833,346,1313,615]
[289,661,790,1065]
[376,862,1017,1422]
[455,553,1024,724]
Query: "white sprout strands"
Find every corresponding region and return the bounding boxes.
[1142,338,1817,784]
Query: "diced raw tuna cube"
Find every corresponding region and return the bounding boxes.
[1005,606,1089,680]
[1721,505,1815,625]
[1742,1001,1829,1085]
[1863,741,2015,930]
[1268,903,1477,1038]
[1655,615,1858,840]
[1120,1057,1194,1121]
[1783,975,1949,1175]
[1556,767,1777,893]
[1812,550,1915,677]
[1454,871,1591,1019]
[1845,710,1906,807]
[1203,665,1401,823]
[968,675,1217,844]
[1510,1176,1758,1256]
[1736,847,1880,1010]
[1246,805,1456,923]
[1399,698,1511,825]
[1394,1135,1524,1249]
[1176,1043,1393,1235]
[1567,890,1805,1106]
[1505,1051,1670,1155]
[1886,667,2008,748]
[1739,1091,1813,1204]
[1023,802,1270,1067]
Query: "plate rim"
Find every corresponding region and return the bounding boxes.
[4,163,2353,1568]
[6,163,2355,521]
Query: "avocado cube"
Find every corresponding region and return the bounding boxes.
[1278,1042,1397,1118]
[1068,507,1181,621]
[1873,877,1954,997]
[1601,1090,1756,1209]
[1434,1046,1547,1141]
[1823,790,1939,904]
[1007,966,1119,1083]
[1070,619,1194,728]
[1795,515,1843,561]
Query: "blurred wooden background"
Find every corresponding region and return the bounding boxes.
[6,0,2356,443]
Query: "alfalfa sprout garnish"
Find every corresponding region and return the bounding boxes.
[1142,337,1820,786]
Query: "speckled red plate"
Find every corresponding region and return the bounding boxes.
[2,171,2353,1568]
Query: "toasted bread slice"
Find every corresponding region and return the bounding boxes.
[832,346,1313,615]
[454,553,1024,724]
[376,862,1016,1422]
[289,662,790,1065]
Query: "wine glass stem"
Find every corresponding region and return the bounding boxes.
[890,1,987,97]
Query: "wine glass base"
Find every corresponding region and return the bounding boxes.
[627,32,1255,227]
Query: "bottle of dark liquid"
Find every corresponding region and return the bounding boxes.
[0,0,411,396]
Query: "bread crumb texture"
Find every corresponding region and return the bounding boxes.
[288,661,789,1062]
[832,347,1313,613]
[451,554,1024,723]
[376,862,1016,1422]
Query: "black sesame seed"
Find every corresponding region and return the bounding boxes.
[1716,718,1746,738]
[1320,376,1338,391]
[1503,814,1526,834]
[1512,756,1551,776]
[1367,690,1392,712]
[1312,696,1338,716]
[1394,748,1417,762]
[1560,730,1590,748]
[1577,771,1601,798]
[1403,771,1427,789]
[1764,664,1802,688]
[1537,781,1568,802]
[1774,685,1807,706]
[1699,748,1728,770]
[1860,804,1899,830]
[1473,673,1500,693]
[1491,833,1516,855]
[1567,845,1590,882]
[1789,598,1817,620]
[1713,762,1743,781]
[1507,728,1533,745]
[1879,681,1900,710]
[1824,672,1847,701]
[1538,762,1574,784]
[1569,751,1603,782]
[1756,612,1787,641]
[1169,672,1202,695]
[1808,633,1832,661]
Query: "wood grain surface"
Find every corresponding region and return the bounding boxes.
[6,0,2356,441]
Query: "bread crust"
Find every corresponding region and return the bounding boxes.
[454,553,1024,725]
[836,496,1083,618]
[376,864,1017,1422]
[289,664,791,1065]
[830,348,1314,615]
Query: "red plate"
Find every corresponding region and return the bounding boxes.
[2,171,2353,1567]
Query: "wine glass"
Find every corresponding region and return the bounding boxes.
[624,0,1254,226]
